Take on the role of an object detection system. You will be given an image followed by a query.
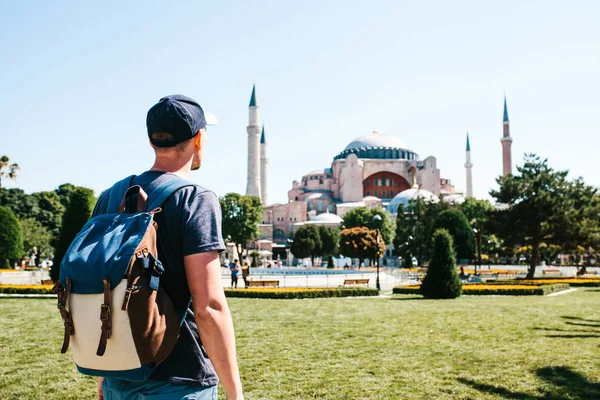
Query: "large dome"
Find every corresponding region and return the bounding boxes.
[334,130,418,161]
[344,130,409,152]
[387,186,439,215]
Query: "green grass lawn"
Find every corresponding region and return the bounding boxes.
[1,290,599,399]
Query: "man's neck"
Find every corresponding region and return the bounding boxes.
[150,157,192,179]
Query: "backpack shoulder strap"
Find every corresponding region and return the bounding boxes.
[106,175,136,214]
[146,176,196,211]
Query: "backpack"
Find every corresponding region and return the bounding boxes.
[52,175,194,381]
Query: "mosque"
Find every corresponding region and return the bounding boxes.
[243,85,513,258]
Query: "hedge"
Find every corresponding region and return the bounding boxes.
[393,283,571,296]
[224,287,379,299]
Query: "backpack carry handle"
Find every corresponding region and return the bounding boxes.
[118,185,148,214]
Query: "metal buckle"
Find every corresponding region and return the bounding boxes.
[100,304,111,321]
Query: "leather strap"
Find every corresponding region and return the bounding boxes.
[96,278,112,356]
[53,278,74,354]
[118,185,148,213]
[107,175,136,214]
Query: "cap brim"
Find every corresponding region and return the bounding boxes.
[204,111,218,125]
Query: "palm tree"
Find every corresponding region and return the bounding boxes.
[0,155,20,193]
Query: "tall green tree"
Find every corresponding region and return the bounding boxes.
[318,225,340,257]
[0,156,19,196]
[433,209,475,261]
[220,193,263,256]
[421,229,462,299]
[340,227,385,267]
[291,224,321,265]
[342,206,394,244]
[20,218,54,259]
[0,206,23,268]
[491,154,600,278]
[51,187,96,281]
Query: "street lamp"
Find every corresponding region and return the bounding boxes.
[372,214,382,291]
[473,228,483,275]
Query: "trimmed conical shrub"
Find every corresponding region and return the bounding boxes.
[327,255,335,269]
[421,229,462,299]
[51,187,95,281]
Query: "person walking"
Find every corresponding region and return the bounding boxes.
[241,261,250,287]
[230,259,240,288]
[95,95,243,400]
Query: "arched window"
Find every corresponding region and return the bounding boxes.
[274,229,285,240]
[328,205,333,213]
[390,190,394,197]
[374,190,378,197]
[366,190,370,196]
[318,201,324,212]
[382,190,387,198]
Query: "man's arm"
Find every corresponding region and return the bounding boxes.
[185,251,243,400]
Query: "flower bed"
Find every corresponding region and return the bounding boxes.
[0,284,54,294]
[516,278,600,287]
[0,284,379,299]
[393,283,570,296]
[224,287,379,299]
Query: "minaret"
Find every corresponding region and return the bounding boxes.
[246,84,262,199]
[465,132,473,198]
[501,96,513,176]
[260,124,268,205]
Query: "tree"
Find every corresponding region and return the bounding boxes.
[55,183,76,209]
[0,206,23,268]
[420,229,462,299]
[342,207,394,244]
[0,155,19,197]
[291,224,321,265]
[434,209,475,261]
[393,198,450,266]
[31,191,65,241]
[220,193,263,256]
[20,218,54,259]
[491,154,600,278]
[51,187,96,281]
[318,225,340,257]
[339,227,385,267]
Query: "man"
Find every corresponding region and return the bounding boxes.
[230,259,240,288]
[95,95,243,400]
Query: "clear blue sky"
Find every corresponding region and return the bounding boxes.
[1,1,599,204]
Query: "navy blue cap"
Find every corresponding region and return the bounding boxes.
[146,94,217,148]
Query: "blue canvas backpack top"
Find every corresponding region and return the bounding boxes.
[52,175,194,381]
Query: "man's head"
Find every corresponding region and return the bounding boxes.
[146,95,217,170]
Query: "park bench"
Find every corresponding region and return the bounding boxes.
[343,278,370,286]
[247,279,280,288]
[542,268,562,276]
[496,270,518,279]
[478,270,498,281]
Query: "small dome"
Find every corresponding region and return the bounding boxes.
[309,211,343,224]
[387,186,439,215]
[442,194,466,205]
[362,196,382,202]
[304,193,335,202]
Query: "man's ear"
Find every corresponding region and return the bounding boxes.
[194,130,202,149]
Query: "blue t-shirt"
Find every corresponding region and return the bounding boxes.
[93,171,225,387]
